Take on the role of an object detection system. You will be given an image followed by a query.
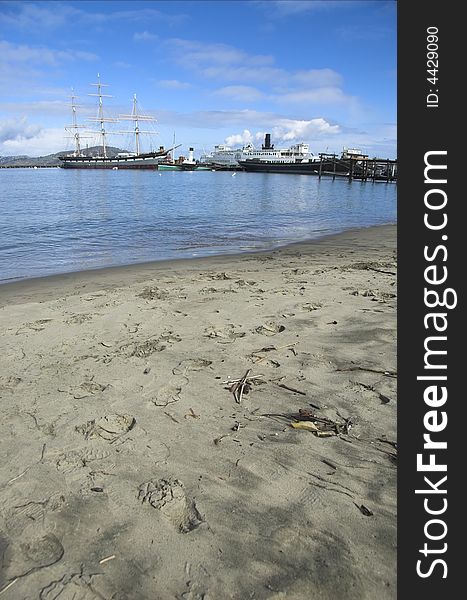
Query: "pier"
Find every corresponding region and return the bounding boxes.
[317,153,397,182]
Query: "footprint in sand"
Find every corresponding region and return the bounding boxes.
[150,374,189,407]
[125,331,182,358]
[255,322,286,336]
[301,302,323,312]
[76,414,135,442]
[4,532,64,579]
[204,324,246,342]
[55,446,112,473]
[65,313,94,325]
[172,358,212,375]
[137,478,203,533]
[38,570,107,600]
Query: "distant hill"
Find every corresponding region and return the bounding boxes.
[0,146,127,168]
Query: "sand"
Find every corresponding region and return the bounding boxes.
[0,225,397,600]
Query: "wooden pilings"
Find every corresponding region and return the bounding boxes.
[318,153,397,182]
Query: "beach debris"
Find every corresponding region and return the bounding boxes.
[225,369,253,403]
[164,412,180,423]
[137,478,203,533]
[143,367,151,374]
[185,408,200,419]
[76,413,135,442]
[336,364,397,378]
[356,503,374,516]
[379,393,391,404]
[100,341,114,348]
[250,342,298,364]
[276,382,307,396]
[231,421,241,432]
[377,437,397,450]
[0,578,18,596]
[354,381,392,404]
[208,272,231,280]
[289,408,352,437]
[291,421,318,432]
[350,289,396,300]
[255,322,286,336]
[214,434,230,445]
[302,302,323,311]
[99,555,116,564]
[91,487,104,493]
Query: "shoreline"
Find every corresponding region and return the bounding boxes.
[0,223,396,599]
[0,223,395,305]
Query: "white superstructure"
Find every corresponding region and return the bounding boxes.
[199,144,244,167]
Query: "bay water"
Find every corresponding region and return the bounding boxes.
[0,168,396,283]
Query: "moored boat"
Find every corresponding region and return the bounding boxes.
[58,76,179,169]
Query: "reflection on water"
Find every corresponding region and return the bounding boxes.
[0,169,396,282]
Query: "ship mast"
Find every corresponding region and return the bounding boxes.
[118,94,155,156]
[88,74,115,158]
[65,89,87,157]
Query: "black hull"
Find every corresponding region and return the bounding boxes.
[238,160,351,175]
[59,162,159,170]
[58,149,170,170]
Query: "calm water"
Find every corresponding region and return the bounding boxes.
[0,168,396,283]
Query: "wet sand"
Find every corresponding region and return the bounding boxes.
[0,225,397,599]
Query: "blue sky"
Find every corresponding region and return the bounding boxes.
[0,0,396,157]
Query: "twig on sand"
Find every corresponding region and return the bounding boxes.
[230,369,251,403]
[252,342,298,363]
[336,366,397,378]
[367,267,396,276]
[275,383,307,396]
[221,374,263,385]
[6,466,31,486]
[164,412,180,424]
[0,578,18,596]
[99,555,116,564]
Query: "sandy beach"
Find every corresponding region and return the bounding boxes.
[0,225,397,600]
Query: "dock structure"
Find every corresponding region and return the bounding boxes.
[317,152,397,182]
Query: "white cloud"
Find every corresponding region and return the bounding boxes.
[133,31,158,42]
[0,40,98,66]
[166,38,274,69]
[0,125,72,157]
[277,87,353,105]
[224,130,263,146]
[0,116,42,144]
[0,3,188,30]
[270,118,341,141]
[164,37,355,107]
[113,61,132,69]
[291,69,343,88]
[262,1,363,17]
[224,118,341,147]
[215,86,264,102]
[157,79,192,89]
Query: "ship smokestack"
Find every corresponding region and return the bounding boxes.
[262,133,273,150]
[188,147,194,163]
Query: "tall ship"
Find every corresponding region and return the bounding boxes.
[59,75,179,169]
